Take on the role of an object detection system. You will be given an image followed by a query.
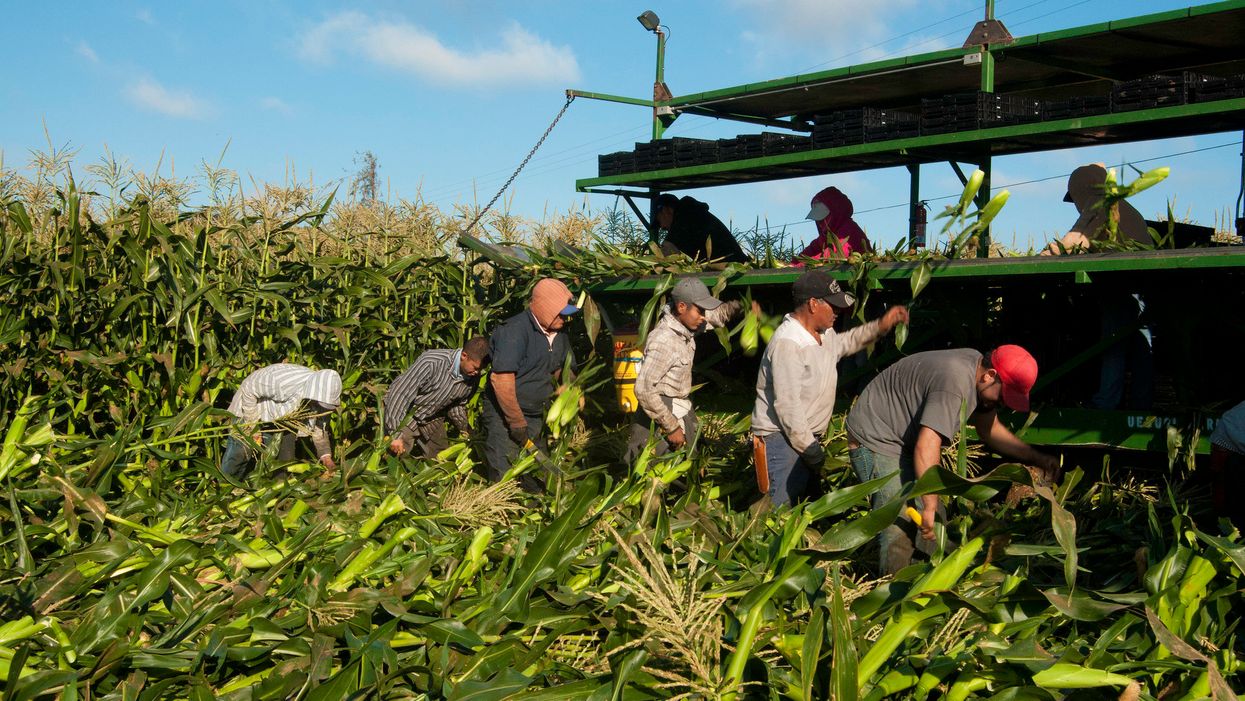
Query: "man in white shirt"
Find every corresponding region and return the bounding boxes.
[751,270,907,506]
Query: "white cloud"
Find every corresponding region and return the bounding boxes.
[126,78,210,119]
[260,96,293,115]
[136,8,154,25]
[298,11,580,88]
[76,41,99,63]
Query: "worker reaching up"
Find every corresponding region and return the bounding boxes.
[796,186,873,261]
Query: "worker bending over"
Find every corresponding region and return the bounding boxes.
[384,337,489,458]
[655,194,750,263]
[221,363,342,478]
[846,345,1059,574]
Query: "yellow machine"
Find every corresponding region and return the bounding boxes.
[612,333,642,413]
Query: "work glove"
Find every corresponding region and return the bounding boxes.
[508,423,529,446]
[800,442,826,468]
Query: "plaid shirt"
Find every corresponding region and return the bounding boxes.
[383,349,475,437]
[635,301,741,433]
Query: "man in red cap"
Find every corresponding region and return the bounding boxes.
[481,278,579,492]
[845,345,1059,574]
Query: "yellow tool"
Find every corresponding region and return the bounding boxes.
[905,506,923,527]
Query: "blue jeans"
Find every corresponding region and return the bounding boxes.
[763,432,811,507]
[849,445,935,575]
[1091,292,1154,410]
[221,429,295,477]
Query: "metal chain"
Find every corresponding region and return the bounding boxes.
[459,94,576,237]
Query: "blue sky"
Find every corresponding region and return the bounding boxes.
[2,0,1241,252]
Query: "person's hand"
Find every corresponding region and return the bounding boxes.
[389,438,406,455]
[251,432,263,445]
[800,442,826,467]
[750,300,762,318]
[1031,451,1061,483]
[666,427,686,449]
[920,502,937,541]
[879,305,910,333]
[319,454,336,470]
[508,423,529,446]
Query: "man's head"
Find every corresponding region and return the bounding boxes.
[302,369,342,412]
[654,193,679,230]
[976,345,1037,412]
[1063,163,1108,212]
[791,270,855,332]
[530,278,579,332]
[459,336,489,377]
[669,277,723,331]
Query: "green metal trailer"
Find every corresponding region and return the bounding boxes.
[566,2,1245,454]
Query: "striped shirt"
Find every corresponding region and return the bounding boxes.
[228,364,342,423]
[383,349,475,435]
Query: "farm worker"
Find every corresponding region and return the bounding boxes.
[795,186,873,261]
[384,337,489,458]
[221,364,342,478]
[626,278,756,461]
[1209,400,1245,529]
[481,278,578,492]
[654,193,750,263]
[751,270,908,507]
[845,345,1060,574]
[1044,165,1154,411]
[1042,163,1149,254]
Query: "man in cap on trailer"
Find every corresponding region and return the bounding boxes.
[845,345,1061,574]
[627,278,757,460]
[751,270,908,507]
[221,363,342,479]
[654,194,751,264]
[795,186,873,261]
[481,278,578,492]
[384,336,490,459]
[1043,163,1150,254]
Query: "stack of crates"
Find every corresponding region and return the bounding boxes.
[672,137,720,166]
[921,92,1043,135]
[761,132,811,155]
[717,135,764,161]
[1041,95,1111,121]
[1190,73,1245,103]
[1111,73,1197,112]
[597,151,635,176]
[812,108,919,147]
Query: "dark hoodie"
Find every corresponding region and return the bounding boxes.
[661,196,750,263]
[797,186,872,260]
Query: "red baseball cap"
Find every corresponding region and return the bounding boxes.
[990,345,1038,412]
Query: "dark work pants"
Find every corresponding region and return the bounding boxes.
[624,398,699,464]
[849,445,940,575]
[480,398,546,493]
[396,418,450,459]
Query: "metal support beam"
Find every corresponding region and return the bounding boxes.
[621,194,651,231]
[949,161,971,185]
[653,30,668,140]
[564,89,652,108]
[907,164,924,248]
[679,106,813,132]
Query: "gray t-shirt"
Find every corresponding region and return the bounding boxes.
[1211,401,1245,455]
[846,349,981,458]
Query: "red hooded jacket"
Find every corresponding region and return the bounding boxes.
[796,186,872,261]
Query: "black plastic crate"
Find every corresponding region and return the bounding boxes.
[670,137,720,166]
[1041,95,1111,121]
[812,108,918,147]
[1191,73,1245,103]
[761,132,811,155]
[1111,72,1196,111]
[921,92,1043,134]
[718,136,763,162]
[597,151,635,176]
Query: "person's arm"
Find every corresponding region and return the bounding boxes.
[973,410,1059,475]
[769,340,817,455]
[446,403,471,435]
[635,331,682,437]
[834,307,908,358]
[308,417,335,469]
[490,372,527,437]
[912,426,945,540]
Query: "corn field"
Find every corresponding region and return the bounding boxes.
[0,163,1242,700]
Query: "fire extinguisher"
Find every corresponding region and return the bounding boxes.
[911,200,928,249]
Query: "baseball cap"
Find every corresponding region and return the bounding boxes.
[792,270,855,308]
[805,201,831,221]
[1063,163,1108,203]
[670,277,723,310]
[991,345,1038,412]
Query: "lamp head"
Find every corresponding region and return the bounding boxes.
[637,10,661,32]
